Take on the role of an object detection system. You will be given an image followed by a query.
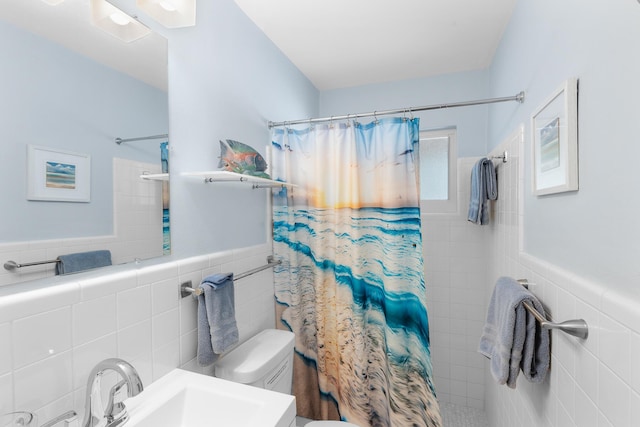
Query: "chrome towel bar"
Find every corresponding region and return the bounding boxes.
[181,255,282,298]
[4,259,60,271]
[518,279,589,339]
[490,151,508,163]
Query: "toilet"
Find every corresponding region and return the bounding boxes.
[214,329,360,427]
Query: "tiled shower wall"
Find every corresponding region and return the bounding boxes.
[0,244,276,424]
[0,158,163,286]
[486,126,640,427]
[422,158,489,409]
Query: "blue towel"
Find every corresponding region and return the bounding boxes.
[55,250,112,275]
[468,158,498,225]
[478,277,550,388]
[197,273,239,366]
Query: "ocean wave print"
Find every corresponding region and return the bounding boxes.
[274,205,441,427]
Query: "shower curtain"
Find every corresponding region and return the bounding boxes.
[271,118,442,427]
[160,141,171,254]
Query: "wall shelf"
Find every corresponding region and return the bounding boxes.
[140,173,169,181]
[182,171,295,188]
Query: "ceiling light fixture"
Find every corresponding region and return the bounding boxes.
[41,0,65,5]
[136,0,196,28]
[109,12,131,26]
[90,0,151,43]
[159,1,177,12]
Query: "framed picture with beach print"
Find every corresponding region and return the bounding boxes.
[27,145,91,202]
[531,78,579,196]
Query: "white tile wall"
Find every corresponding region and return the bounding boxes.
[485,126,640,427]
[0,244,276,423]
[0,158,163,287]
[422,157,489,409]
[424,124,640,426]
[5,133,638,425]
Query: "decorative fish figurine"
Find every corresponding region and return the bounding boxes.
[218,139,271,179]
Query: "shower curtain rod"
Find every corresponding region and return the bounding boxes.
[268,91,525,128]
[115,133,169,145]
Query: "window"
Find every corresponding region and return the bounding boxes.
[418,128,457,213]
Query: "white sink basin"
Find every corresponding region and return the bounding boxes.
[124,369,296,427]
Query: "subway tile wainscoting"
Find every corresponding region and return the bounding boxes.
[424,123,640,426]
[0,158,164,287]
[0,244,276,424]
[486,126,640,427]
[2,129,640,426]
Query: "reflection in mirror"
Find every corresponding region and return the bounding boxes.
[0,0,169,286]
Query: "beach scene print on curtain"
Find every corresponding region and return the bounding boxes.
[160,141,171,255]
[271,117,442,427]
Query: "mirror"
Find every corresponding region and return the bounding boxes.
[0,0,169,286]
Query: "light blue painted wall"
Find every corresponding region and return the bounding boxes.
[320,70,491,157]
[488,0,640,290]
[158,0,319,257]
[0,20,167,242]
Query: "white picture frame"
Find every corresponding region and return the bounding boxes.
[27,145,91,202]
[531,78,579,196]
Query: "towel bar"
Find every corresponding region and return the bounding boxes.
[490,150,508,163]
[4,259,60,271]
[518,279,589,339]
[181,255,282,298]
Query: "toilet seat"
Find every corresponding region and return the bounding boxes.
[306,422,360,427]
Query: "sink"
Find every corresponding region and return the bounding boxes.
[124,369,296,427]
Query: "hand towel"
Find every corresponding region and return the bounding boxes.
[197,272,239,367]
[478,277,550,388]
[467,158,498,225]
[55,250,112,275]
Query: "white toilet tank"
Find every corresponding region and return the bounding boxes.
[214,329,295,394]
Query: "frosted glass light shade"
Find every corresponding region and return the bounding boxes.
[137,0,196,28]
[41,0,65,5]
[90,0,151,43]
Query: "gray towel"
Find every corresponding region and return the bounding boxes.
[197,273,239,366]
[468,158,498,225]
[478,277,550,388]
[55,250,112,275]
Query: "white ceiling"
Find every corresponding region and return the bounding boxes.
[3,1,516,93]
[0,0,167,91]
[234,0,517,91]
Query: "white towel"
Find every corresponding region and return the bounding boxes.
[197,273,239,366]
[478,277,550,388]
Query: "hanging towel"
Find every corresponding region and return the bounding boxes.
[478,277,550,388]
[197,272,239,366]
[467,158,498,225]
[55,250,112,275]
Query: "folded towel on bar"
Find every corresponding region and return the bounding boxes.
[478,276,550,388]
[55,250,112,275]
[197,272,239,366]
[467,157,498,225]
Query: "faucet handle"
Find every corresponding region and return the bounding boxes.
[105,380,129,426]
[82,358,143,427]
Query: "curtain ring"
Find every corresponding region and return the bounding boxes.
[374,111,379,125]
[329,116,334,129]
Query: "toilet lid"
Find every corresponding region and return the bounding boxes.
[306,422,360,427]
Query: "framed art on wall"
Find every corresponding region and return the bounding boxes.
[531,78,579,196]
[27,145,91,202]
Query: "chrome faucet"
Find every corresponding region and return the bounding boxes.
[82,358,144,427]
